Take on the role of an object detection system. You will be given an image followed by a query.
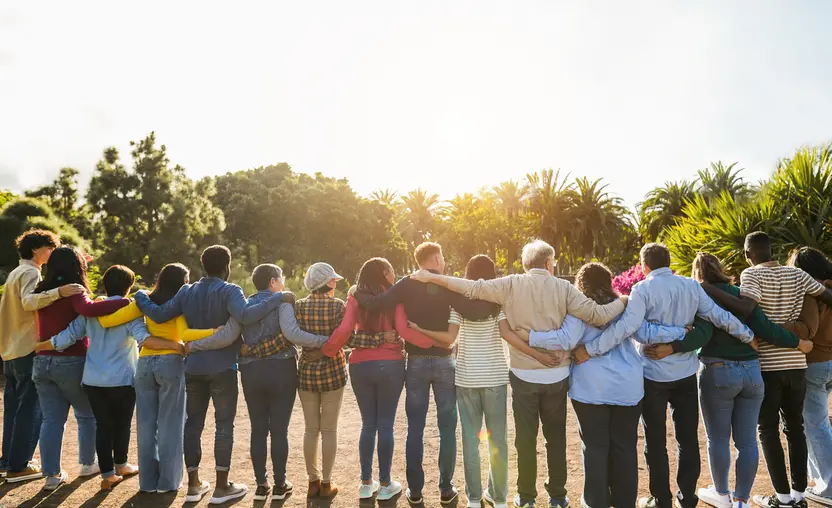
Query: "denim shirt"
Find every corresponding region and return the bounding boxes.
[581,268,755,382]
[239,293,329,365]
[52,296,148,387]
[135,277,283,375]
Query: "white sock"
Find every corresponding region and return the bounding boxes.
[791,490,804,502]
[777,493,793,504]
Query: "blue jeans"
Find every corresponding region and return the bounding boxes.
[32,355,96,477]
[457,385,508,505]
[405,356,457,495]
[804,360,832,497]
[1,353,42,472]
[240,358,297,486]
[184,369,238,472]
[350,360,405,483]
[135,355,186,492]
[698,358,764,501]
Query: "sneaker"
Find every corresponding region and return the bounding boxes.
[6,464,43,483]
[793,500,807,508]
[640,498,662,508]
[753,496,794,508]
[407,488,424,505]
[272,482,293,501]
[320,481,339,498]
[483,490,495,506]
[115,463,139,477]
[699,486,732,508]
[79,462,100,477]
[359,481,380,499]
[185,480,211,503]
[100,474,124,490]
[43,471,69,491]
[514,494,537,508]
[441,487,460,505]
[550,497,570,508]
[253,484,271,501]
[806,488,832,507]
[0,466,6,478]
[378,481,403,501]
[209,481,248,504]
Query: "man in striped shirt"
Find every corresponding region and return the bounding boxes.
[706,232,832,508]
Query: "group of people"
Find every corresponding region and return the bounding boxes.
[1,228,832,508]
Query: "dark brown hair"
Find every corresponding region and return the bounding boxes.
[575,262,618,305]
[150,263,190,305]
[15,229,60,260]
[102,265,135,297]
[34,246,89,293]
[355,257,395,332]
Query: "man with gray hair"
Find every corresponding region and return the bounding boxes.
[411,239,627,508]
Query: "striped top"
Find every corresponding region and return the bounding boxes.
[740,261,826,371]
[450,309,510,388]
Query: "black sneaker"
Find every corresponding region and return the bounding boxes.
[273,482,294,501]
[752,496,795,508]
[793,500,808,508]
[441,487,459,505]
[406,488,423,505]
[253,484,271,501]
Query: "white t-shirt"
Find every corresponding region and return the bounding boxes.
[450,309,510,388]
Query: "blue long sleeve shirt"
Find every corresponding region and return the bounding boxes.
[581,268,755,382]
[134,277,284,375]
[52,296,148,387]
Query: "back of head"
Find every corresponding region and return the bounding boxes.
[575,262,618,305]
[252,264,283,291]
[789,247,832,282]
[640,243,671,271]
[150,263,190,305]
[464,254,496,281]
[691,252,732,285]
[414,242,442,269]
[36,246,89,293]
[102,265,135,297]
[15,229,60,260]
[521,239,555,272]
[201,245,232,279]
[744,231,772,263]
[356,257,394,332]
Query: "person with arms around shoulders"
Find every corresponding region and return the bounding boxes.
[0,230,84,484]
[411,240,628,508]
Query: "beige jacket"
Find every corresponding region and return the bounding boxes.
[447,268,626,370]
[0,260,61,360]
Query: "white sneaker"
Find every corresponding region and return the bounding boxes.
[699,486,732,508]
[359,480,380,499]
[185,480,212,503]
[43,471,68,491]
[79,463,100,477]
[807,488,832,507]
[208,482,248,504]
[378,480,403,501]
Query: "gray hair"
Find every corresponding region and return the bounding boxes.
[521,240,555,271]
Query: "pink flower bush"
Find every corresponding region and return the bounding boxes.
[612,264,645,296]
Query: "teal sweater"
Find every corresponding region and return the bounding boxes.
[670,282,800,361]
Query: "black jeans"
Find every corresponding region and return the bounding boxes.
[758,369,808,494]
[1,353,42,472]
[184,369,239,472]
[510,372,568,501]
[240,358,297,486]
[572,400,642,508]
[83,385,136,477]
[642,375,700,508]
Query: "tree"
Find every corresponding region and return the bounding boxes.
[493,180,530,273]
[87,132,225,281]
[524,169,576,273]
[637,180,696,241]
[398,188,442,258]
[570,177,633,263]
[370,189,399,209]
[697,161,753,203]
[25,167,80,222]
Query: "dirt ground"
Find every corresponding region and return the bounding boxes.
[0,377,825,508]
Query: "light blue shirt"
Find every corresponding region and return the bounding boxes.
[581,268,755,382]
[52,296,149,387]
[530,315,685,405]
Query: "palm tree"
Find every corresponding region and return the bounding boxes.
[493,180,529,273]
[637,180,696,241]
[525,169,576,273]
[697,161,753,203]
[571,177,632,262]
[399,188,441,255]
[370,188,399,208]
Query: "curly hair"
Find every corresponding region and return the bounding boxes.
[575,262,618,304]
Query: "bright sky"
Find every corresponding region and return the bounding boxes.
[2,1,831,207]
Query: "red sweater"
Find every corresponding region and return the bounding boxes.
[322,298,440,364]
[36,293,129,357]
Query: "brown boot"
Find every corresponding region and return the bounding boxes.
[308,480,322,498]
[320,482,339,498]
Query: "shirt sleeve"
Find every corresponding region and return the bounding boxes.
[19,270,61,312]
[670,317,715,353]
[71,294,130,317]
[188,318,242,352]
[126,317,152,346]
[529,315,587,351]
[177,316,216,342]
[98,301,142,328]
[802,271,827,296]
[449,309,463,326]
[583,287,647,356]
[696,285,755,343]
[352,280,407,312]
[278,303,329,348]
[445,288,501,320]
[135,290,184,324]
[322,297,359,357]
[748,306,800,348]
[51,315,88,351]
[739,269,762,302]
[394,304,437,348]
[226,286,284,325]
[453,277,510,305]
[565,283,626,327]
[780,294,820,341]
[634,321,688,345]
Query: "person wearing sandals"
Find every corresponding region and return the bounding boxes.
[321,257,446,501]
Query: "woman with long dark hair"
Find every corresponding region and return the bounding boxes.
[31,247,130,489]
[789,247,832,506]
[320,258,440,501]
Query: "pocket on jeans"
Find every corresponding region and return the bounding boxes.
[703,363,740,390]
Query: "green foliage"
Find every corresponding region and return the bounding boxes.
[637,180,696,241]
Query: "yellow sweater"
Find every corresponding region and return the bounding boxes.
[98,301,214,357]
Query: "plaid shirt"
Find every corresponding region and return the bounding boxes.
[295,293,348,392]
[240,333,294,359]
